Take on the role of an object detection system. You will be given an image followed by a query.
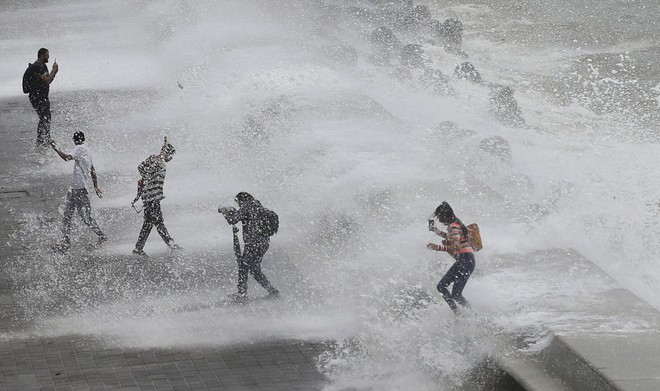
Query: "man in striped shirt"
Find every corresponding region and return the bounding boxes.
[132,138,181,257]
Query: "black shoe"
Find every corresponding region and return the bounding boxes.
[265,289,280,300]
[167,242,182,251]
[132,248,149,258]
[228,293,248,302]
[90,236,107,249]
[52,241,70,253]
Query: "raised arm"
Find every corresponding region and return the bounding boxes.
[38,61,58,85]
[223,208,244,225]
[431,227,447,238]
[427,225,460,252]
[49,140,72,161]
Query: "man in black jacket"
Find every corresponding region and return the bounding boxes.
[219,192,279,301]
[24,48,58,149]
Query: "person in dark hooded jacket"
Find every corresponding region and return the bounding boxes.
[219,192,279,301]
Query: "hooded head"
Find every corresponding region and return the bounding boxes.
[434,201,455,225]
[160,140,176,162]
[234,192,254,207]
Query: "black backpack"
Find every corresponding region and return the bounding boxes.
[258,207,279,236]
[22,64,32,94]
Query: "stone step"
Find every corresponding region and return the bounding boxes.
[494,355,574,391]
[542,332,660,391]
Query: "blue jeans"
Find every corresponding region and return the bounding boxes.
[437,252,475,311]
[61,189,104,244]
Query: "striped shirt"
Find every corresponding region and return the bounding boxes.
[138,155,166,204]
[432,222,473,254]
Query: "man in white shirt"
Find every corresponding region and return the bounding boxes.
[50,131,106,252]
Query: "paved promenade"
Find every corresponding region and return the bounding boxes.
[0,95,329,390]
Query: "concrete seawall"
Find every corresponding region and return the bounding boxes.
[476,250,660,391]
[491,329,660,391]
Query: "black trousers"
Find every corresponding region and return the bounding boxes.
[29,93,51,147]
[237,240,276,295]
[135,201,173,250]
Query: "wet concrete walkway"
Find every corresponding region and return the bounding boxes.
[0,95,329,390]
[0,336,326,390]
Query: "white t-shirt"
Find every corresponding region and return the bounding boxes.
[70,144,94,192]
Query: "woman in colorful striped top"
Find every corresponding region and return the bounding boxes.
[427,201,475,315]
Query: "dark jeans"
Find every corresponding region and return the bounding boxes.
[437,252,475,311]
[29,93,51,147]
[61,189,104,243]
[135,201,173,250]
[237,240,276,295]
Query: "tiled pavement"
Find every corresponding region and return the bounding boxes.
[0,96,330,390]
[0,337,327,390]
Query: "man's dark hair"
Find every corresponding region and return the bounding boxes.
[73,131,85,145]
[37,48,49,57]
